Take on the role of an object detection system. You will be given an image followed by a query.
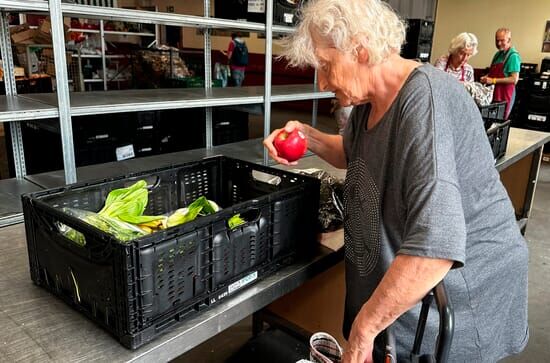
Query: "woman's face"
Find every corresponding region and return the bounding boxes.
[314,41,367,106]
[453,47,474,67]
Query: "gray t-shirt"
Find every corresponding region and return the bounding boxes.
[342,64,528,362]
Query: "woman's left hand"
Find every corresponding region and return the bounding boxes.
[342,319,375,363]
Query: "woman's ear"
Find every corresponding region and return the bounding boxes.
[356,46,369,64]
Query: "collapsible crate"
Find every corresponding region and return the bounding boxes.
[213,109,249,146]
[525,110,550,130]
[486,120,511,160]
[22,156,320,349]
[479,101,507,121]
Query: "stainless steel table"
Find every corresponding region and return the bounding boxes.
[495,127,550,172]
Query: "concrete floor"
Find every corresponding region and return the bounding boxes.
[172,107,550,362]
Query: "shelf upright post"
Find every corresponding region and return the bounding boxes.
[49,0,77,184]
[100,19,108,91]
[312,69,318,128]
[204,0,213,149]
[263,0,274,165]
[0,11,26,178]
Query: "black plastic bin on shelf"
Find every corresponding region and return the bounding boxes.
[21,156,320,349]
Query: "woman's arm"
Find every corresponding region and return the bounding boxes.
[481,73,518,85]
[343,255,453,363]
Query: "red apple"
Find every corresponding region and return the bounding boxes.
[273,129,307,162]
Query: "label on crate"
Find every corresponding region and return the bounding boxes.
[228,271,258,294]
[116,144,135,161]
[138,125,154,130]
[284,13,294,24]
[248,0,265,13]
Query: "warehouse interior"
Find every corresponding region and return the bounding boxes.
[0,0,549,361]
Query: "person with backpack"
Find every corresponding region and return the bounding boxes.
[226,32,248,86]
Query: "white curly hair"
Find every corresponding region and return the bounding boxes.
[279,0,406,68]
[448,32,479,56]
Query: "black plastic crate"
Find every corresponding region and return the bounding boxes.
[529,77,550,95]
[520,63,537,76]
[274,0,305,26]
[486,120,511,160]
[524,111,550,130]
[479,101,507,121]
[213,111,249,146]
[22,156,320,349]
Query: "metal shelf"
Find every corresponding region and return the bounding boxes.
[104,30,155,37]
[4,3,294,34]
[271,24,294,34]
[0,95,58,122]
[0,86,332,122]
[61,3,267,31]
[271,84,334,102]
[72,54,126,59]
[0,0,48,12]
[69,28,157,37]
[68,27,99,34]
[0,177,43,227]
[18,85,334,117]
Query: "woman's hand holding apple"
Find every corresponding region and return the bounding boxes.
[263,121,308,165]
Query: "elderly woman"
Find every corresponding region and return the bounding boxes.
[434,32,478,82]
[264,1,528,362]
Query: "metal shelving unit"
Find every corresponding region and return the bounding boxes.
[0,95,58,121]
[0,0,333,226]
[70,18,159,91]
[12,85,332,116]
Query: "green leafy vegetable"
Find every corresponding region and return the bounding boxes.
[61,184,222,245]
[166,196,219,228]
[99,181,149,219]
[61,207,147,245]
[228,214,246,229]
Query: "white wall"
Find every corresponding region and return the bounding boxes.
[432,0,550,68]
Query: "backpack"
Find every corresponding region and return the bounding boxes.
[231,41,249,66]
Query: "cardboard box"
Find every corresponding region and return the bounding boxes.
[14,67,25,77]
[9,24,29,35]
[39,19,51,35]
[11,29,36,44]
[44,52,73,76]
[35,18,69,43]
[33,31,52,44]
[45,62,56,77]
